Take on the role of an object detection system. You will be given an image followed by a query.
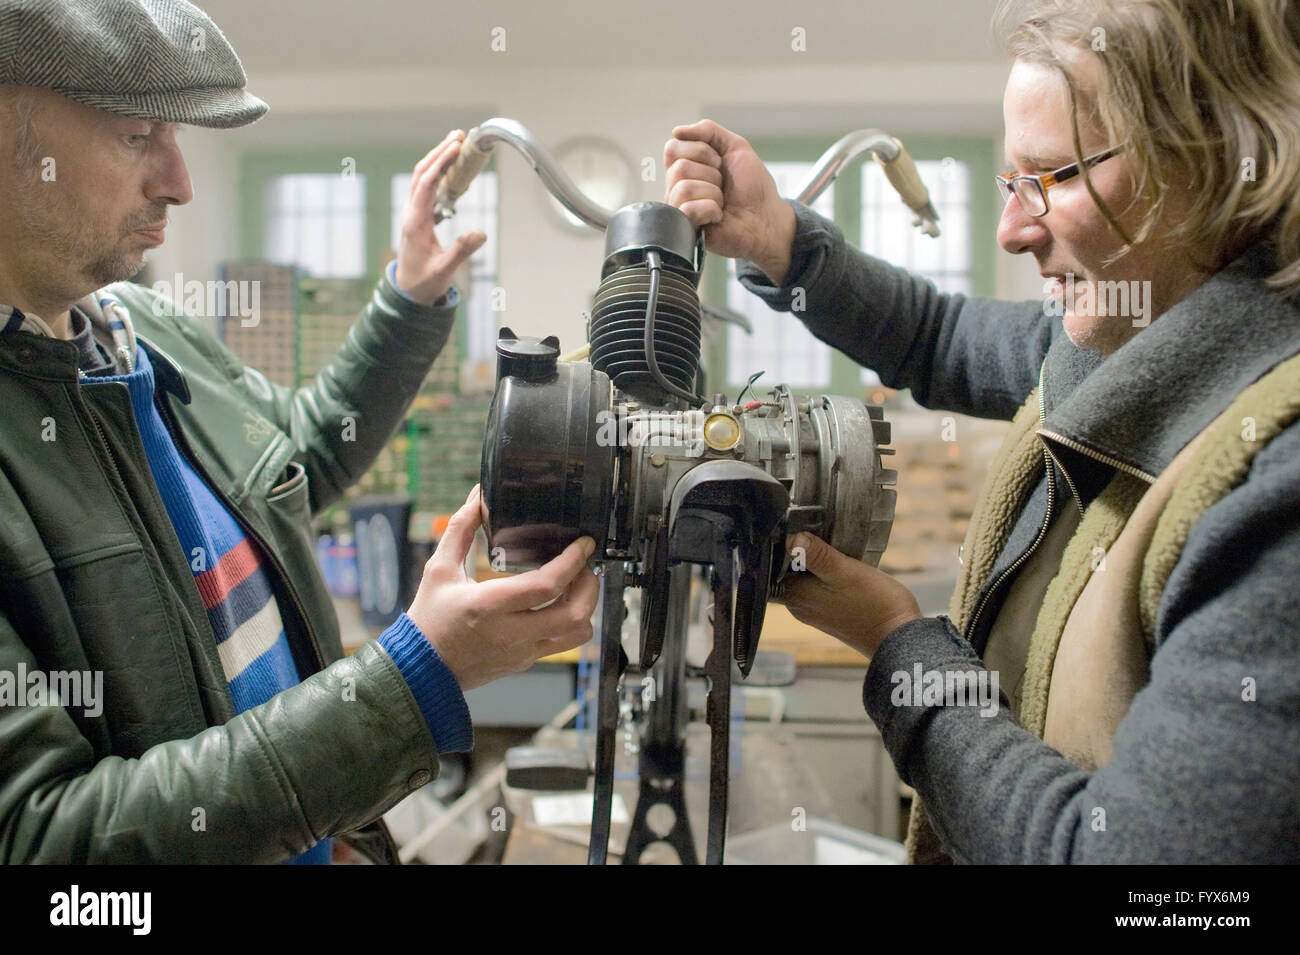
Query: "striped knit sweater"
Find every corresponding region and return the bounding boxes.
[82,342,473,864]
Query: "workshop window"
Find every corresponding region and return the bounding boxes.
[391,171,501,363]
[263,173,367,278]
[859,158,973,386]
[725,162,835,389]
[860,158,972,293]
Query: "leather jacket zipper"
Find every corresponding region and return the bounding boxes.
[154,392,327,673]
[78,392,131,513]
[74,386,237,703]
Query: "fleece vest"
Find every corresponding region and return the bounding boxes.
[903,350,1300,864]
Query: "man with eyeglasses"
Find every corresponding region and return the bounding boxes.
[994,144,1123,218]
[665,0,1299,863]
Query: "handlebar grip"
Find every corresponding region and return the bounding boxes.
[877,137,932,212]
[435,129,494,212]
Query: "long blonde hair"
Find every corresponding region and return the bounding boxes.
[995,0,1300,295]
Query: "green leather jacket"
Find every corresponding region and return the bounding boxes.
[0,272,457,863]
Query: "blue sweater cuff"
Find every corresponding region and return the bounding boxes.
[385,259,457,309]
[378,613,474,753]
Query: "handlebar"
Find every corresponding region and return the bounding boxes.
[432,118,941,337]
[435,117,940,238]
[796,129,941,237]
[434,119,614,230]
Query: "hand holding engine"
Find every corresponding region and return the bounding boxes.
[405,486,599,691]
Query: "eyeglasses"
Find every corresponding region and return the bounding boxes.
[995,146,1123,217]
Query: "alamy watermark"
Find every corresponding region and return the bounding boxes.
[0,664,102,718]
[593,408,706,456]
[890,663,1000,717]
[1042,272,1153,328]
[50,885,150,935]
[150,274,261,327]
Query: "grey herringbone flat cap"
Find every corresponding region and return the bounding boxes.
[0,0,267,128]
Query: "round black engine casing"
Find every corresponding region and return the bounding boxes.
[601,201,698,276]
[480,354,614,571]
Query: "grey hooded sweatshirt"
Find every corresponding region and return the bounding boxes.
[737,201,1300,863]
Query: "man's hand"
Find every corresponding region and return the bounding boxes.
[406,486,599,690]
[664,119,797,284]
[778,532,923,661]
[393,130,488,305]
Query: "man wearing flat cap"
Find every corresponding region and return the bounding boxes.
[0,0,599,863]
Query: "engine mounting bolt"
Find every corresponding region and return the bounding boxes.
[650,452,666,467]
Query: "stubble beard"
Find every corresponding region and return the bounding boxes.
[10,170,155,302]
[1060,279,1145,357]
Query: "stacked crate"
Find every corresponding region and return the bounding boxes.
[877,399,1010,578]
[295,278,370,386]
[217,262,297,389]
[408,392,491,517]
[296,277,413,502]
[297,277,414,507]
[216,263,497,534]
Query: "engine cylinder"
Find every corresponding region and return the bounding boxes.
[590,265,702,404]
[588,202,703,406]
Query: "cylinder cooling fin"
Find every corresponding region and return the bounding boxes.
[588,202,704,406]
[590,265,702,404]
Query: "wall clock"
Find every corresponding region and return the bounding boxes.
[547,136,636,232]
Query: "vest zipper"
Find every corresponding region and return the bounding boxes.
[1040,441,1086,516]
[963,358,1163,644]
[1034,427,1158,485]
[963,373,1057,643]
[153,393,327,673]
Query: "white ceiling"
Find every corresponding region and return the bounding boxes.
[198,0,1004,73]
